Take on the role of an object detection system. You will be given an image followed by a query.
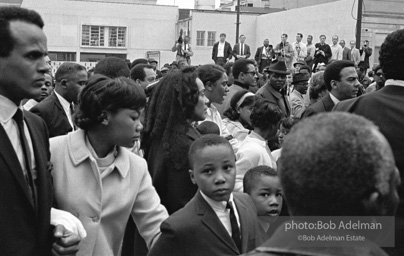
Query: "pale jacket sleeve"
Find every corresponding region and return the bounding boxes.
[290,96,307,118]
[132,159,169,249]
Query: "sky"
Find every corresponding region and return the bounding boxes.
[156,0,195,8]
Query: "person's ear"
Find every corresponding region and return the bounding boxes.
[99,111,109,126]
[236,106,241,114]
[189,169,196,185]
[60,79,68,88]
[362,190,386,215]
[205,81,213,91]
[330,79,338,90]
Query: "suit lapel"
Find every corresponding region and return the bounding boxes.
[322,94,335,112]
[52,93,69,119]
[196,192,239,254]
[0,120,36,210]
[233,195,250,253]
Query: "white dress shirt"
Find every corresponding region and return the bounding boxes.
[0,94,36,180]
[55,91,74,129]
[217,42,225,57]
[200,191,240,237]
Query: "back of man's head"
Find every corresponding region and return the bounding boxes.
[94,57,130,78]
[279,112,398,216]
[379,29,404,81]
[0,6,44,57]
[232,58,254,80]
[130,64,154,82]
[55,62,86,83]
[324,60,355,91]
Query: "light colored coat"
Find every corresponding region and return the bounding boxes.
[351,47,361,66]
[289,89,307,118]
[50,129,168,256]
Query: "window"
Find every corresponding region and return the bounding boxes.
[109,27,126,47]
[82,25,126,48]
[207,31,216,46]
[196,31,205,46]
[48,52,76,61]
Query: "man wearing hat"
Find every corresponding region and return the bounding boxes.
[256,61,291,117]
[148,58,162,78]
[289,73,309,118]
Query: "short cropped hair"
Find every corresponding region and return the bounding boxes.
[94,57,130,78]
[297,33,303,38]
[55,62,86,83]
[130,64,154,81]
[279,112,395,216]
[188,134,233,167]
[243,165,277,194]
[197,64,225,85]
[130,58,148,69]
[196,121,220,136]
[250,99,283,130]
[0,7,44,57]
[232,58,255,80]
[379,29,404,80]
[282,33,288,38]
[324,60,355,91]
[220,33,226,37]
[75,74,146,130]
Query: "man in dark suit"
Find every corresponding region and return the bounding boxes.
[339,39,351,61]
[256,61,291,118]
[313,34,332,72]
[302,60,360,118]
[255,39,274,73]
[148,135,262,256]
[334,29,404,256]
[233,34,251,60]
[31,62,87,138]
[212,33,233,66]
[0,6,82,256]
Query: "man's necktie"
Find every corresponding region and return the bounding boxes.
[13,109,36,208]
[227,201,242,252]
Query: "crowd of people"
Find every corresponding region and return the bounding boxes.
[1,5,403,256]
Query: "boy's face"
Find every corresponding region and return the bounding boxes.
[249,175,283,224]
[190,144,236,202]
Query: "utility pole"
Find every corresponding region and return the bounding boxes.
[236,0,240,44]
[355,0,363,48]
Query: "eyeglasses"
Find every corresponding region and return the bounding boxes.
[244,71,256,76]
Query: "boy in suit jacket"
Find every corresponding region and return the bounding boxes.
[148,135,262,256]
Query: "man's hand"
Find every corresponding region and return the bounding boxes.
[52,225,81,256]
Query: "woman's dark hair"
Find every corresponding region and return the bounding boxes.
[197,64,225,86]
[143,67,199,146]
[250,98,282,130]
[280,116,300,130]
[223,89,256,121]
[75,74,146,130]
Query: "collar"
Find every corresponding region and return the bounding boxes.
[246,130,267,146]
[67,129,129,178]
[0,94,19,124]
[265,83,282,99]
[200,190,234,212]
[54,91,71,110]
[206,103,218,117]
[329,92,340,105]
[385,79,404,87]
[292,89,304,98]
[233,80,249,90]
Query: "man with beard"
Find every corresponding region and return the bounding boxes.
[255,39,274,74]
[256,61,291,118]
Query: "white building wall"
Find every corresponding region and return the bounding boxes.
[256,0,357,53]
[21,0,178,68]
